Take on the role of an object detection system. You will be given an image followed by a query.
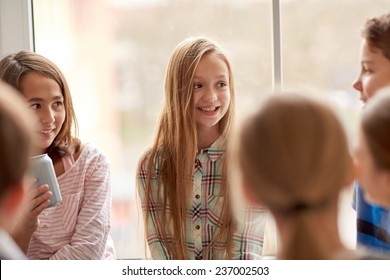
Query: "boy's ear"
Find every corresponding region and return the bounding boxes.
[2,180,25,213]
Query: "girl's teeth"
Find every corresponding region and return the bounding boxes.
[200,107,216,112]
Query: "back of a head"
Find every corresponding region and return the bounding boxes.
[361,88,390,171]
[0,80,34,197]
[238,93,352,213]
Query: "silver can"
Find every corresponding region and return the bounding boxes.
[30,154,62,208]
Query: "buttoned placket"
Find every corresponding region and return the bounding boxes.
[191,139,224,259]
[192,153,205,259]
[40,209,50,229]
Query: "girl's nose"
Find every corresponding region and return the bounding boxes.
[202,88,217,102]
[41,108,55,124]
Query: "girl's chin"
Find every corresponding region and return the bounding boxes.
[196,122,220,130]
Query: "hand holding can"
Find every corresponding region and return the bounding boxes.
[30,154,62,208]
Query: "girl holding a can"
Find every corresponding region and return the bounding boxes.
[0,51,116,260]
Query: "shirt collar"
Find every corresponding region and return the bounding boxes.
[197,136,225,162]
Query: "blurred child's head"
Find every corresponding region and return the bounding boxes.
[354,88,390,207]
[238,93,353,214]
[0,80,35,228]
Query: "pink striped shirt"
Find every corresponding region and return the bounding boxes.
[27,144,116,259]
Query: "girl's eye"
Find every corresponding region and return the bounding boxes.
[193,83,202,89]
[30,103,40,110]
[217,81,227,88]
[53,101,63,107]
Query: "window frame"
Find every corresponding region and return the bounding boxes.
[0,0,33,56]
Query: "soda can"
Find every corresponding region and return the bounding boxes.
[30,154,62,208]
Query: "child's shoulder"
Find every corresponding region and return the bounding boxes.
[138,147,164,170]
[73,142,87,161]
[75,142,110,165]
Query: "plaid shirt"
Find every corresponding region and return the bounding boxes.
[137,138,268,260]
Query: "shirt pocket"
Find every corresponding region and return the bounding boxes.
[206,194,224,226]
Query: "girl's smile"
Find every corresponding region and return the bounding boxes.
[39,127,56,138]
[197,105,221,117]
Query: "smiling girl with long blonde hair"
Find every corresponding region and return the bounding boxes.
[137,37,267,260]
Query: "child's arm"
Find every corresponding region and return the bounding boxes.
[136,154,171,260]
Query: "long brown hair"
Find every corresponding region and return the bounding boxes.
[0,51,80,160]
[361,12,390,59]
[138,37,235,259]
[238,93,352,259]
[361,89,390,171]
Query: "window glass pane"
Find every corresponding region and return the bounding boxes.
[32,0,271,259]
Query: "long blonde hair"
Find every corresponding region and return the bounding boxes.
[139,37,235,259]
[238,93,352,259]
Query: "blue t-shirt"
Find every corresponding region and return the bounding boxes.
[353,181,390,252]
